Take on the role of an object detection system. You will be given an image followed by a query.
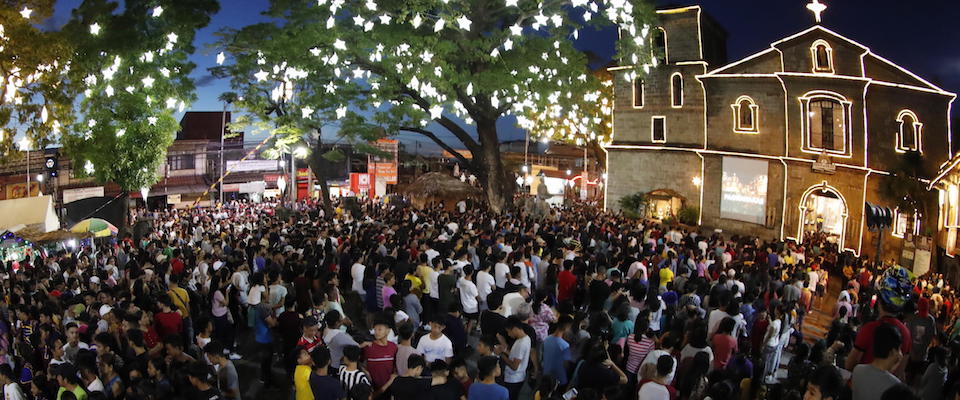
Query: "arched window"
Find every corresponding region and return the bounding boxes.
[810,40,834,73]
[800,91,852,156]
[670,73,683,108]
[731,96,759,134]
[652,28,667,62]
[892,208,921,238]
[896,110,923,152]
[633,78,644,108]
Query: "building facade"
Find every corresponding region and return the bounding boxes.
[605,5,956,263]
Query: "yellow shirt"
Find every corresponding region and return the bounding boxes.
[416,265,433,295]
[294,365,314,400]
[168,287,190,318]
[659,267,674,287]
[405,273,423,293]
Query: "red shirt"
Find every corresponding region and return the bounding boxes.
[171,258,185,275]
[363,341,398,388]
[853,316,911,364]
[297,335,321,353]
[711,334,738,370]
[154,311,183,338]
[558,270,577,301]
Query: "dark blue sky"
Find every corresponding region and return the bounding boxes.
[53,0,960,150]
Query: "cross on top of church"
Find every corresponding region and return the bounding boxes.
[807,0,827,23]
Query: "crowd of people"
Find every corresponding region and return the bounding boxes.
[0,196,959,400]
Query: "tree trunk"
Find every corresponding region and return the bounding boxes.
[475,117,512,212]
[307,140,334,217]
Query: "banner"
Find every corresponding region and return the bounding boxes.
[5,183,40,200]
[63,186,104,204]
[368,139,398,184]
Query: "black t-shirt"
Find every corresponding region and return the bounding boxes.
[431,380,463,400]
[576,362,619,392]
[390,376,431,399]
[194,386,222,400]
[310,374,346,400]
[480,310,507,338]
[588,279,611,311]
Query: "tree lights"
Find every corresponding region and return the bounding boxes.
[212,0,657,210]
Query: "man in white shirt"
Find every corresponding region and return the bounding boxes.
[499,317,531,400]
[458,266,480,333]
[416,316,454,363]
[476,263,496,311]
[638,355,674,400]
[351,260,367,296]
[494,253,510,289]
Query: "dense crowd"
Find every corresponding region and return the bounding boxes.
[1,196,959,400]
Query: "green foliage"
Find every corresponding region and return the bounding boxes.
[882,151,933,214]
[1,0,218,190]
[618,191,646,218]
[212,0,658,208]
[678,206,699,226]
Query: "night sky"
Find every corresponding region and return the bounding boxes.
[51,0,960,150]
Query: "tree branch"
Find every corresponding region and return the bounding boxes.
[399,126,475,171]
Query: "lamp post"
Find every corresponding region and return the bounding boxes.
[19,138,31,194]
[277,175,287,202]
[140,187,150,211]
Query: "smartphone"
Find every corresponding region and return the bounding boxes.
[562,388,578,400]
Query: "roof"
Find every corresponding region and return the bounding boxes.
[701,25,955,96]
[0,195,60,234]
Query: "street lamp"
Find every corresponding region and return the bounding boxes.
[36,174,43,183]
[277,175,287,201]
[140,187,150,210]
[19,138,31,193]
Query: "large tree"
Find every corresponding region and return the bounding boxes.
[214,0,656,211]
[1,0,218,190]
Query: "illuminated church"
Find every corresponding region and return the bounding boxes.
[604,2,956,270]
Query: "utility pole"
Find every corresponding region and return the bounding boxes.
[218,101,227,205]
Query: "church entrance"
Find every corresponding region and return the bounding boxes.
[798,182,848,249]
[646,189,685,220]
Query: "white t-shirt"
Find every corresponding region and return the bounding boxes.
[476,271,496,303]
[5,382,26,400]
[247,285,266,306]
[351,263,366,295]
[637,381,670,400]
[641,350,676,384]
[765,319,782,348]
[504,335,531,383]
[502,292,526,317]
[458,278,479,314]
[416,334,454,363]
[494,263,510,288]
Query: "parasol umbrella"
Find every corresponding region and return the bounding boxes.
[70,218,118,238]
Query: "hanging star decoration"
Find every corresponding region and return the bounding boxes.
[212,0,656,154]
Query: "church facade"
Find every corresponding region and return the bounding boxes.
[604,5,956,264]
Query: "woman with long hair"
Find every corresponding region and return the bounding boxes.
[678,351,711,400]
[528,290,557,342]
[624,312,655,388]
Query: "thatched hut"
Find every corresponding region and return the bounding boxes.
[400,172,483,210]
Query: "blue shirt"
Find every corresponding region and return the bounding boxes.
[254,304,273,344]
[468,383,509,400]
[542,336,572,385]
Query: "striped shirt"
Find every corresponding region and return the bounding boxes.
[624,334,656,374]
[337,365,371,393]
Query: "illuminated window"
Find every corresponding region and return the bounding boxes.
[633,79,644,108]
[892,208,920,238]
[731,96,759,134]
[652,116,666,143]
[652,28,667,63]
[800,91,852,156]
[671,73,683,108]
[810,40,834,73]
[896,110,923,152]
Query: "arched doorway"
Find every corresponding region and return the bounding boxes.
[798,181,848,249]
